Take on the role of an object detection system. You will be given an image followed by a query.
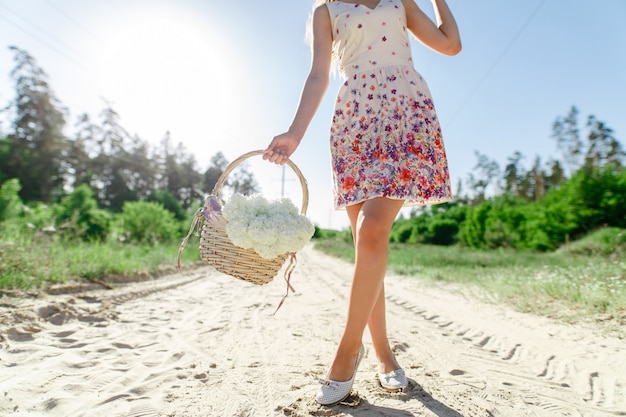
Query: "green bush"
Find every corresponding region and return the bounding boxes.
[83,208,113,241]
[23,202,56,230]
[528,168,626,249]
[313,226,341,239]
[55,184,111,241]
[391,215,429,243]
[0,178,23,221]
[121,201,178,244]
[582,167,626,228]
[147,191,186,220]
[390,205,466,245]
[426,218,459,246]
[483,196,528,249]
[391,220,416,243]
[459,202,491,248]
[557,227,626,257]
[458,168,626,251]
[518,205,553,251]
[0,201,56,241]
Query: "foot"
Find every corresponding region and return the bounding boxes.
[378,368,407,392]
[375,350,407,392]
[316,344,364,406]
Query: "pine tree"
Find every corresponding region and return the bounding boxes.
[5,46,68,202]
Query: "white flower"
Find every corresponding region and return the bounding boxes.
[222,193,315,259]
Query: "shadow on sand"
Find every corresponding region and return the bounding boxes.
[287,378,466,417]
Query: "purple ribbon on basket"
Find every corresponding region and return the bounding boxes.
[177,196,223,271]
[201,196,223,223]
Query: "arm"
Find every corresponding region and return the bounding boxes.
[263,5,333,165]
[401,0,461,56]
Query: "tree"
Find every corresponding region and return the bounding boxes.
[203,152,229,194]
[155,133,203,210]
[503,151,524,197]
[552,107,625,174]
[87,104,157,210]
[522,156,546,201]
[545,159,565,191]
[67,113,98,188]
[453,178,468,205]
[4,46,68,202]
[584,115,625,171]
[122,133,157,201]
[466,151,500,204]
[201,152,260,201]
[229,167,259,196]
[552,106,582,175]
[171,143,202,210]
[0,135,10,185]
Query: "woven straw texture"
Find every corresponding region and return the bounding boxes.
[199,150,309,285]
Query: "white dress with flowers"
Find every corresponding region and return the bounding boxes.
[326,0,452,209]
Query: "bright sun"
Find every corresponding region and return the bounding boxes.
[89,4,245,149]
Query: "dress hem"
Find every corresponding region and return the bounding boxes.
[334,196,453,211]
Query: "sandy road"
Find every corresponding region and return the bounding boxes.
[1,246,625,416]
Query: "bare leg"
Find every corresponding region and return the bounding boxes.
[368,286,402,373]
[347,206,400,374]
[326,197,404,381]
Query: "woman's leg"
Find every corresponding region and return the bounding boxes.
[326,197,404,382]
[368,286,402,373]
[347,205,400,374]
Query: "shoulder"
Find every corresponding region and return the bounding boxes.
[314,2,332,15]
[309,2,333,45]
[400,0,420,14]
[400,0,430,29]
[313,2,332,24]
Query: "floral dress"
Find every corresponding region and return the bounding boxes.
[326,0,453,209]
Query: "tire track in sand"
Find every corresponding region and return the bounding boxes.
[381,275,626,417]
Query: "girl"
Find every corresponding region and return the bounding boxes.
[263,0,461,406]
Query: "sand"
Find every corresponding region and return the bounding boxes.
[1,245,625,417]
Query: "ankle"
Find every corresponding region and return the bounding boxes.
[336,343,362,358]
[327,345,363,381]
[376,352,400,374]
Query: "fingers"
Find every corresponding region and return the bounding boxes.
[262,148,289,165]
[263,133,296,165]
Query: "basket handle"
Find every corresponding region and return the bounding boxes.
[211,150,309,215]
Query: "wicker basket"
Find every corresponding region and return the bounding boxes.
[178,150,309,286]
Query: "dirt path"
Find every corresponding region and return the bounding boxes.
[1,246,625,416]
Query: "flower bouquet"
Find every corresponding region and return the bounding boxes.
[223,193,314,260]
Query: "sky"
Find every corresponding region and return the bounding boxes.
[1,0,625,230]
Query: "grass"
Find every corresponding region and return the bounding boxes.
[0,233,202,290]
[2,225,624,336]
[313,231,626,334]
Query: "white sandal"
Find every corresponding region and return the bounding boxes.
[378,368,407,392]
[316,344,365,405]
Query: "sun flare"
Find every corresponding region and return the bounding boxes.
[89,5,245,145]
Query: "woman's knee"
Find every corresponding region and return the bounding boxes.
[355,213,393,248]
[358,198,401,230]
